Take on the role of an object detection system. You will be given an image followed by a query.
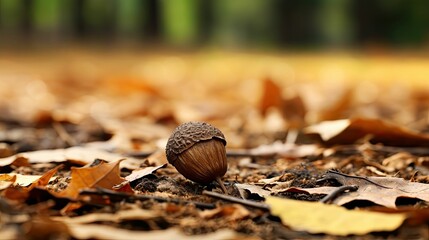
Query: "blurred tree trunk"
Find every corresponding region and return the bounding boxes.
[116,0,142,39]
[319,0,353,47]
[32,0,72,43]
[211,0,274,48]
[0,0,24,45]
[159,0,200,46]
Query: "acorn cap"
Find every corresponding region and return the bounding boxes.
[165,122,226,165]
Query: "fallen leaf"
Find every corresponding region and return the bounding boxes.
[235,183,270,199]
[0,174,16,190]
[229,142,318,158]
[23,217,70,240]
[29,164,62,189]
[125,164,167,182]
[266,196,406,236]
[58,160,131,199]
[0,174,39,187]
[281,94,307,129]
[305,118,429,147]
[382,152,415,172]
[145,149,169,166]
[0,164,59,189]
[283,171,429,208]
[65,224,240,240]
[199,204,250,221]
[260,78,283,116]
[53,208,161,224]
[0,146,141,170]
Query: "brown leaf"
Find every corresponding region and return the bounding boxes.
[284,171,429,208]
[1,165,60,201]
[0,147,141,170]
[58,160,131,199]
[0,174,16,190]
[29,164,62,189]
[199,204,250,221]
[53,208,161,224]
[260,78,283,116]
[23,217,70,240]
[382,152,415,172]
[281,94,307,128]
[305,118,429,147]
[65,224,240,240]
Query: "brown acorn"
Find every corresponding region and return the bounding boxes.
[165,122,228,193]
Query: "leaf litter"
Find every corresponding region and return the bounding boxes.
[0,52,429,239]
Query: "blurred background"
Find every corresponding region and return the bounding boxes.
[1,0,429,49]
[1,0,429,152]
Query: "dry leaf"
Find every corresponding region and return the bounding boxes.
[145,149,168,166]
[235,183,270,199]
[260,78,283,116]
[382,152,415,172]
[29,164,62,189]
[281,94,307,128]
[0,174,40,187]
[231,142,318,158]
[125,164,167,182]
[23,218,70,240]
[283,171,429,208]
[0,146,141,170]
[305,118,429,147]
[266,196,406,236]
[58,160,131,199]
[65,224,240,240]
[199,204,250,221]
[53,208,161,224]
[0,165,59,188]
[0,174,16,190]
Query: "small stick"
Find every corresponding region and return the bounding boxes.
[80,188,216,209]
[125,151,155,158]
[52,122,77,146]
[319,185,358,204]
[216,177,228,194]
[202,190,270,210]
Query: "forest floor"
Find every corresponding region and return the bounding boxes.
[0,49,428,239]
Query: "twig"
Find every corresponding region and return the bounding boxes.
[125,151,155,158]
[325,170,392,189]
[202,190,270,210]
[216,177,228,194]
[80,188,216,209]
[319,185,358,204]
[52,122,77,146]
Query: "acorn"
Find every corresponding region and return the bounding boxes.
[165,122,228,193]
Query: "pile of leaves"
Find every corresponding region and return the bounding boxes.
[0,51,429,239]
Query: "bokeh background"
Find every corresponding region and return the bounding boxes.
[1,0,429,151]
[1,0,429,49]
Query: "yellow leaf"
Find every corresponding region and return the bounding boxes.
[266,196,406,236]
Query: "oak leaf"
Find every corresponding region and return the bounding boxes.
[58,160,131,199]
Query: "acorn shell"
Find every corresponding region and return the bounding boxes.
[165,122,227,184]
